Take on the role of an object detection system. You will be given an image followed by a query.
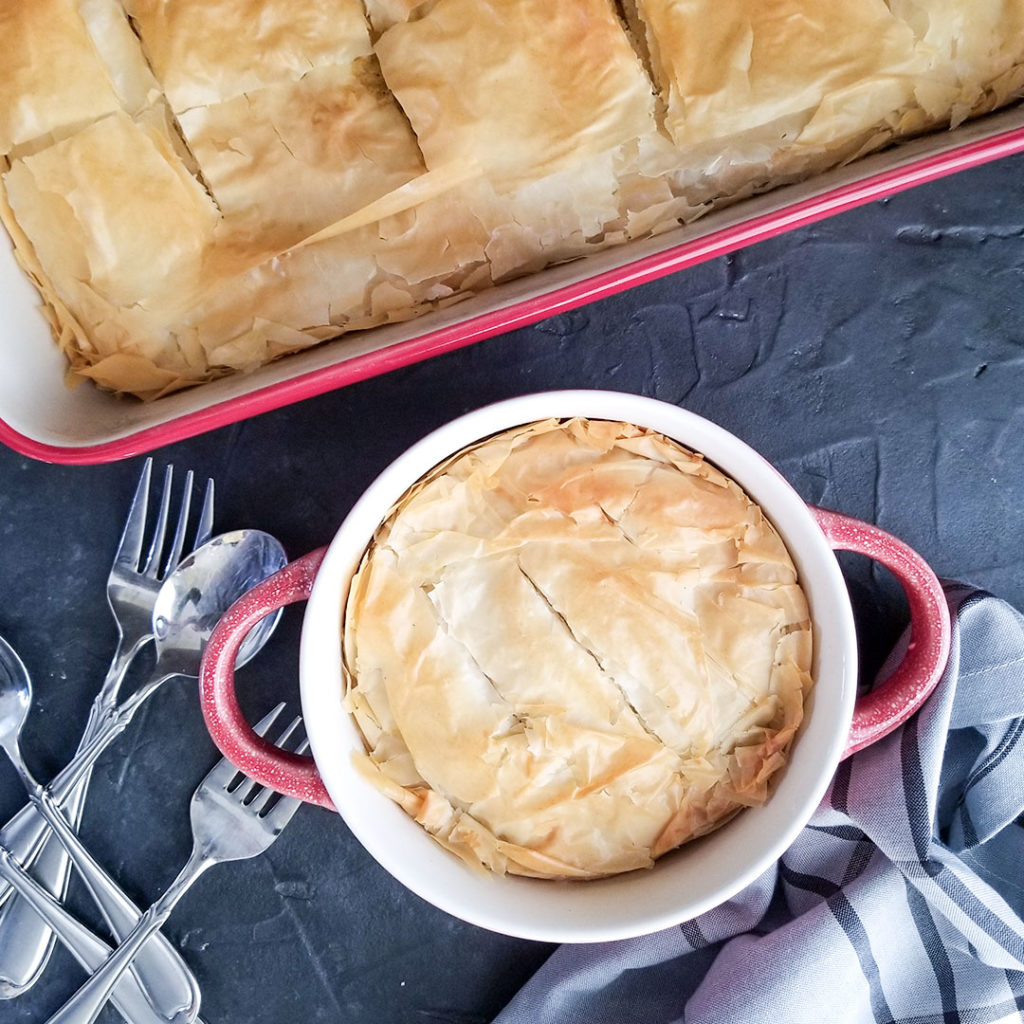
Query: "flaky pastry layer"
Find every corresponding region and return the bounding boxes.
[1,0,1023,398]
[342,419,813,878]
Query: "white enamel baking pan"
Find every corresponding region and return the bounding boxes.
[1,104,1022,463]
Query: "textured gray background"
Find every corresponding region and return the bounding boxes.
[0,147,1022,1023]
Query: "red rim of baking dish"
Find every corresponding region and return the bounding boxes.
[3,124,1024,465]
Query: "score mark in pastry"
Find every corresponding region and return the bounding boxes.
[342,419,813,879]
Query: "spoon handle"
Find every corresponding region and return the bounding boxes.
[33,784,200,1022]
[0,763,89,996]
[0,730,200,1023]
[0,669,173,879]
[0,643,137,997]
[0,645,137,916]
[0,849,173,1024]
[0,668,187,1010]
[46,850,213,1024]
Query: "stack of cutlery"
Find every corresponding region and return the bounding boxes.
[0,462,299,1023]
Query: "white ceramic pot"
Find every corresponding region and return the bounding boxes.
[200,391,950,943]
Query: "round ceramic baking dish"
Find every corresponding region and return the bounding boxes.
[199,390,950,943]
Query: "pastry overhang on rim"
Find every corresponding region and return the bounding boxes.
[342,418,814,879]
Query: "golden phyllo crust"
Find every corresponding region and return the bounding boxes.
[627,0,925,147]
[0,0,139,153]
[342,419,813,879]
[1,0,1023,397]
[121,0,374,111]
[373,0,656,187]
[177,60,426,251]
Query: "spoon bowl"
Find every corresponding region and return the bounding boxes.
[88,528,288,750]
[0,529,289,894]
[0,640,30,746]
[151,529,287,679]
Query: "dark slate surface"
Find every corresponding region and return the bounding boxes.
[0,149,1022,1024]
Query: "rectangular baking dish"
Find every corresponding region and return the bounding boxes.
[2,103,1023,464]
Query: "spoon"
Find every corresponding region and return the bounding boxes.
[0,529,287,872]
[0,530,285,1015]
[84,528,288,756]
[0,637,194,1024]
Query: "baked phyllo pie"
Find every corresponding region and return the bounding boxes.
[121,0,375,113]
[2,108,222,393]
[1,0,1022,397]
[342,419,813,879]
[176,60,426,251]
[0,0,156,153]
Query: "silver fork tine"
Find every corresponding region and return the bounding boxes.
[112,458,152,571]
[203,703,286,791]
[141,466,173,578]
[246,787,276,816]
[193,479,215,550]
[160,470,194,579]
[245,717,304,814]
[251,703,287,740]
[270,716,302,751]
[245,784,302,828]
[263,787,303,832]
[229,776,261,803]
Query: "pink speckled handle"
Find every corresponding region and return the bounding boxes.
[199,546,335,809]
[810,507,951,759]
[201,509,951,798]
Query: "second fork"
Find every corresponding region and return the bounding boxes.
[45,704,305,1024]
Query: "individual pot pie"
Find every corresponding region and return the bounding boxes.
[2,0,1023,397]
[342,419,813,879]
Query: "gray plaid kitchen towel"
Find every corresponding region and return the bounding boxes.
[494,584,1024,1024]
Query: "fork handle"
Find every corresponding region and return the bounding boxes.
[46,850,214,1024]
[80,638,148,751]
[0,671,196,1014]
[0,774,90,997]
[0,645,136,909]
[0,639,139,906]
[0,850,174,1024]
[0,671,168,889]
[30,781,200,1022]
[200,548,334,808]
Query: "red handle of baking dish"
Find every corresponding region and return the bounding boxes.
[199,508,952,805]
[809,506,951,759]
[200,546,335,809]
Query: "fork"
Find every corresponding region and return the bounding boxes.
[0,461,214,997]
[89,461,215,734]
[45,703,305,1024]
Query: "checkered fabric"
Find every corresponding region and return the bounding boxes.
[494,585,1024,1024]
